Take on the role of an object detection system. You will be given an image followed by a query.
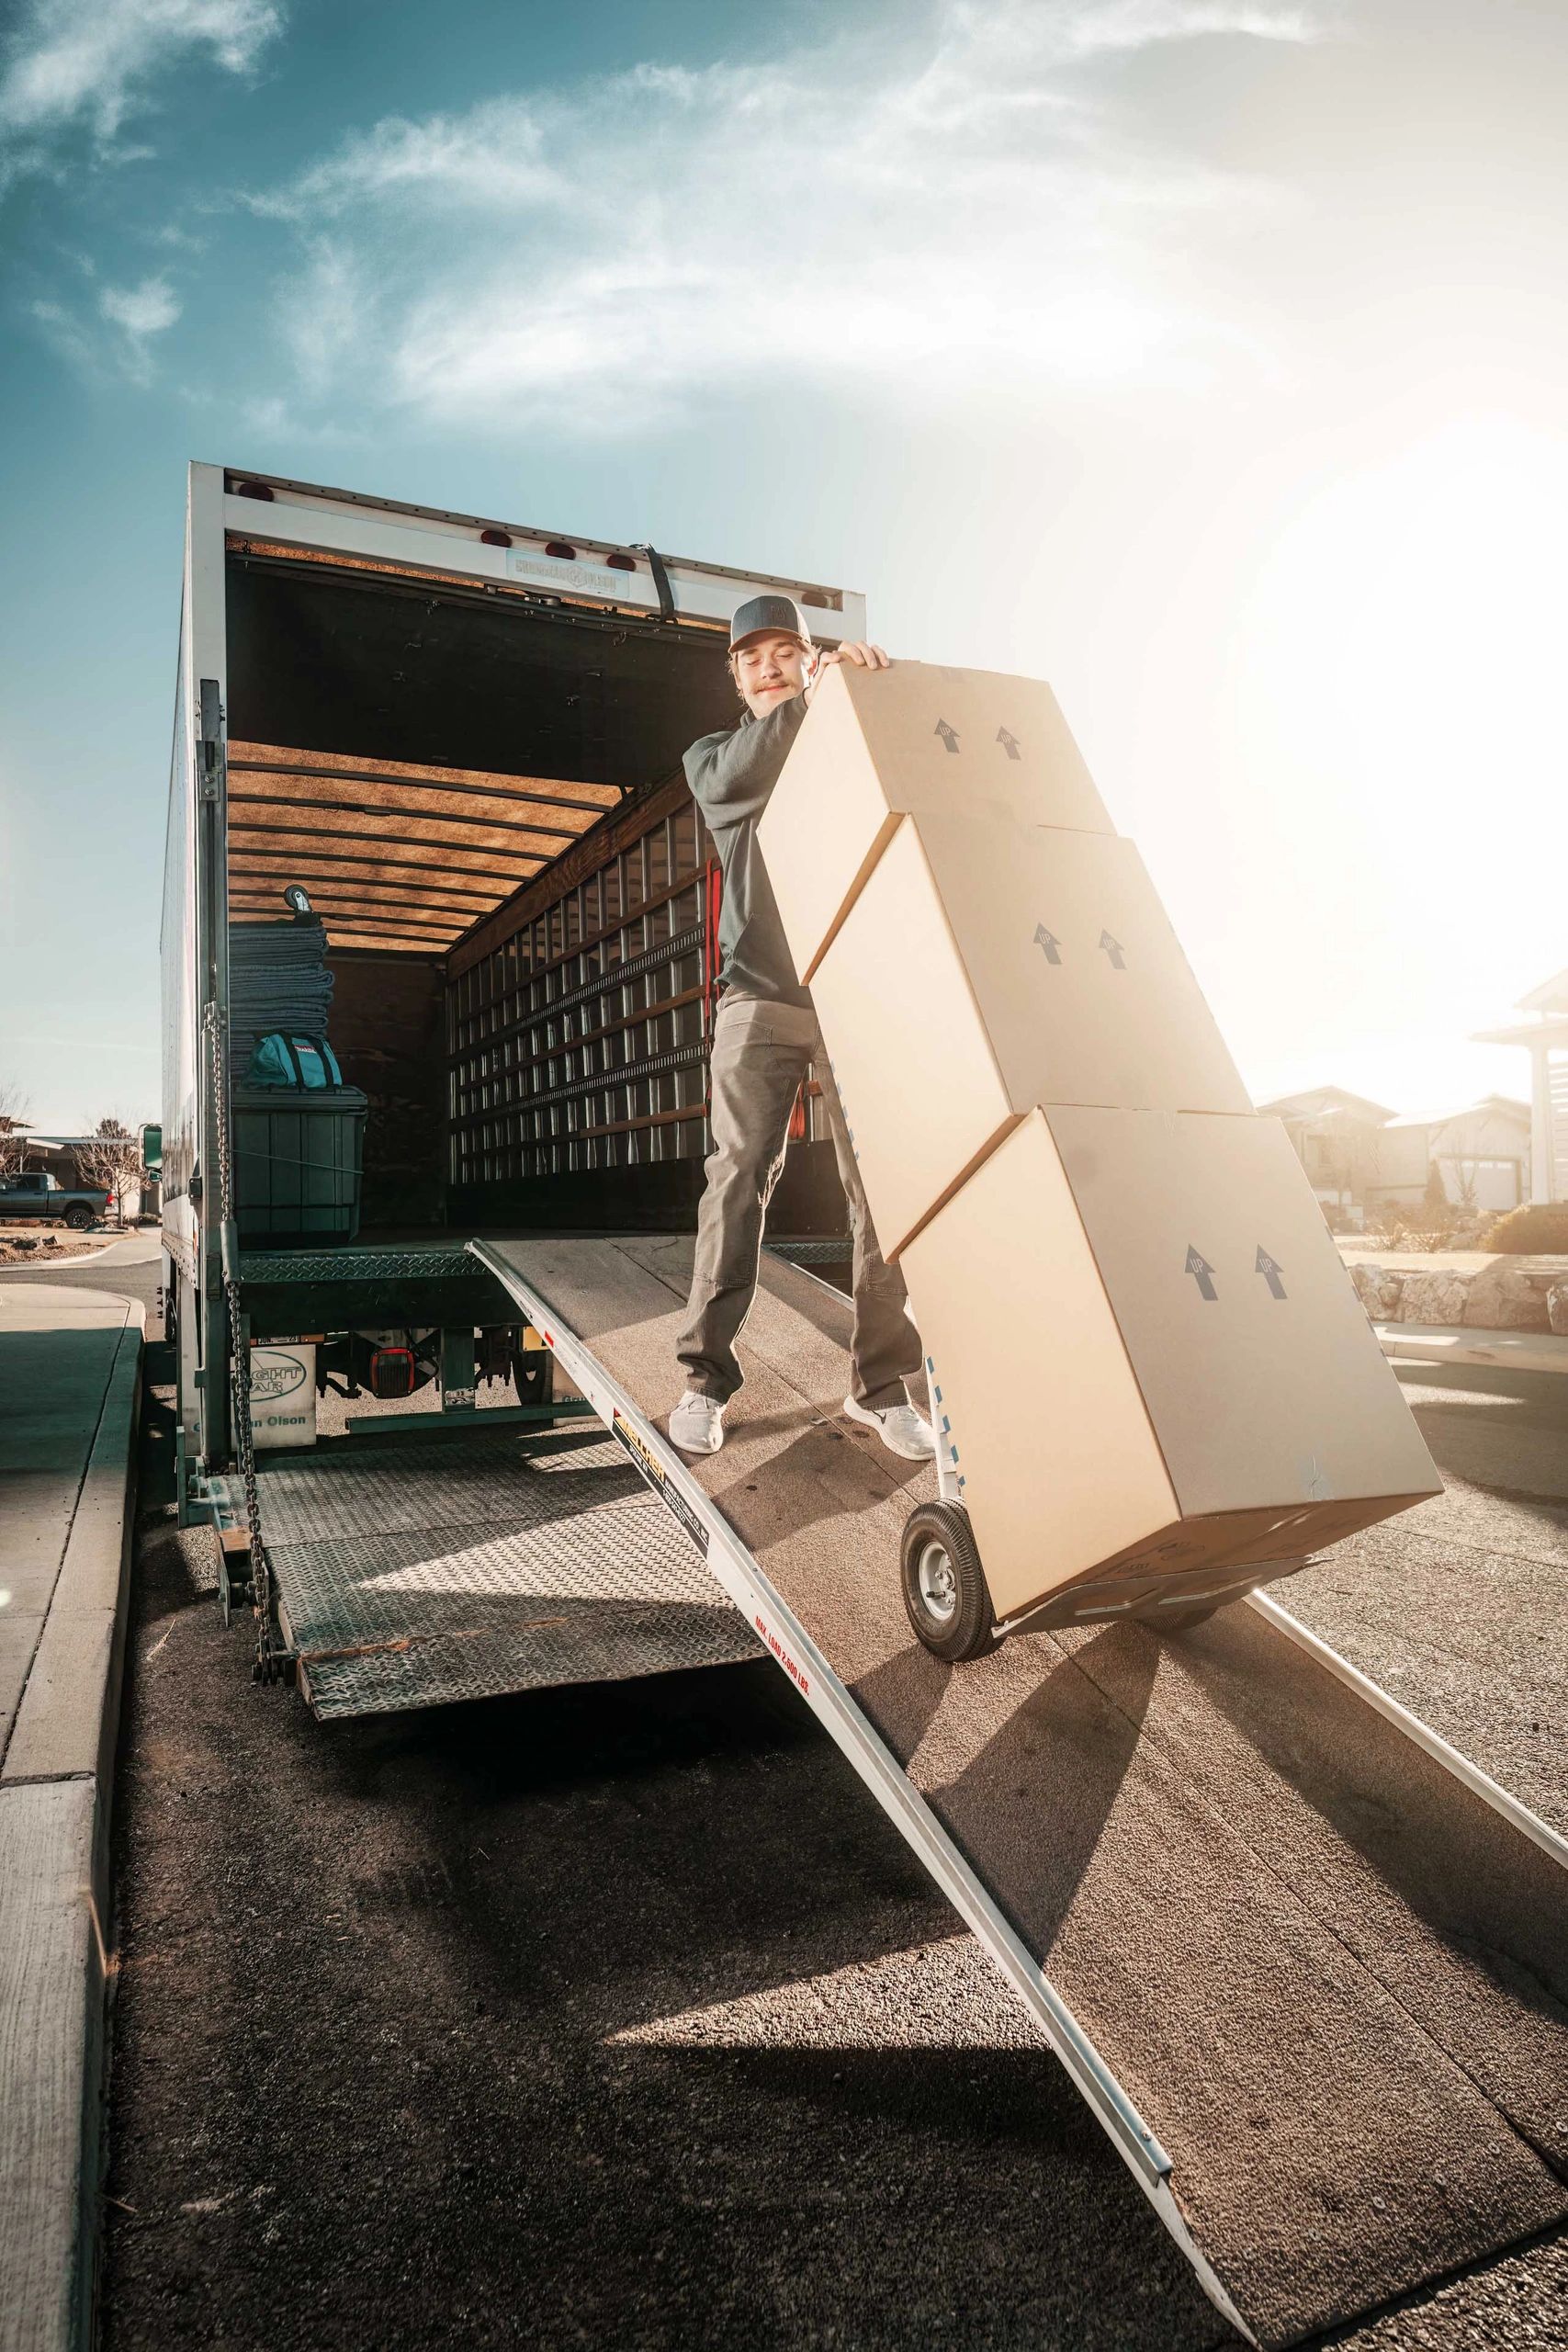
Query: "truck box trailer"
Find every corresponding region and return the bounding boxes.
[160,463,1568,2347]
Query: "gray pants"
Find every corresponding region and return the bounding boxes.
[677,995,922,1409]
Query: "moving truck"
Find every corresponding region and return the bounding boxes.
[156,476,1568,2352]
[161,463,863,1702]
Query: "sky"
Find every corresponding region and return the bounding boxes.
[1,0,1564,1134]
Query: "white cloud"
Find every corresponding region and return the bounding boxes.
[0,0,282,179]
[39,270,186,382]
[99,272,180,335]
[1048,0,1317,53]
[251,0,1319,435]
[28,295,96,375]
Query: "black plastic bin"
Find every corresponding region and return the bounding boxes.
[231,1084,368,1247]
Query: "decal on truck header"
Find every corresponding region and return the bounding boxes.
[611,1409,710,1557]
[507,550,639,599]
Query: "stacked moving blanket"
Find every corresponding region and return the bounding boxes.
[227,918,335,1070]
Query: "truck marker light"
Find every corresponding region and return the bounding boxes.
[479,528,513,548]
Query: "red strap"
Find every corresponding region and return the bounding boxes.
[703,859,723,1037]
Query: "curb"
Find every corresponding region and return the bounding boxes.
[1375,1320,1568,1377]
[0,1303,143,2352]
[0,1238,137,1276]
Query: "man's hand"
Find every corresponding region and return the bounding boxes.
[806,641,891,702]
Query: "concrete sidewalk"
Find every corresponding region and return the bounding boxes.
[1,1282,145,2352]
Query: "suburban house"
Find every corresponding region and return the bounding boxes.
[1475,966,1568,1204]
[1258,1088,1531,1225]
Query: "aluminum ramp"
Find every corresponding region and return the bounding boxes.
[472,1231,1568,2350]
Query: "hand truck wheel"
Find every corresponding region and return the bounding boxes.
[1155,1602,1221,1632]
[900,1499,998,1662]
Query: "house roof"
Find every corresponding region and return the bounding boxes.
[1256,1086,1397,1125]
[1384,1095,1531,1131]
[1517,965,1568,1016]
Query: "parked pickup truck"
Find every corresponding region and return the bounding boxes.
[0,1171,112,1229]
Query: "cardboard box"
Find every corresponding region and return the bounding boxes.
[758,660,1114,980]
[810,813,1252,1257]
[899,1108,1440,1623]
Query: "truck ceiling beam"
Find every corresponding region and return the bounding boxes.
[225,842,532,889]
[227,750,621,820]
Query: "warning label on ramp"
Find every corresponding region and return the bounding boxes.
[611,1410,710,1556]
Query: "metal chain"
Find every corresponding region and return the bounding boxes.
[203,1000,276,1677]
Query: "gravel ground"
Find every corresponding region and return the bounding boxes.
[0,1227,114,1264]
[6,1250,1554,2351]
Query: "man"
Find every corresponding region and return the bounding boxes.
[669,594,935,1463]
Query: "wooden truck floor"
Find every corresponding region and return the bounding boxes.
[470,1231,1568,2351]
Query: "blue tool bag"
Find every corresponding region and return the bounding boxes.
[243,1032,344,1091]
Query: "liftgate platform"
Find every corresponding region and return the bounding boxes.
[258,1234,1568,2347]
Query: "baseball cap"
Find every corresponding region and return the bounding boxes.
[729,594,812,653]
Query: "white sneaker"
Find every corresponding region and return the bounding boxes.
[843,1396,936,1461]
[670,1390,727,1455]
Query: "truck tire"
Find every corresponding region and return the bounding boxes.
[64,1204,93,1231]
[900,1500,998,1662]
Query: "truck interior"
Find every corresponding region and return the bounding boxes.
[223,537,842,1238]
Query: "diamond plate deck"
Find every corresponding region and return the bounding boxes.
[240,1245,479,1283]
[256,1431,761,1718]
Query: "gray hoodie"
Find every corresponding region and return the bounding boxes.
[682,694,811,1008]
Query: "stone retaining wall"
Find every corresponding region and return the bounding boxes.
[1347,1254,1568,1336]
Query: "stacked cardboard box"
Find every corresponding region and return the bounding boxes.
[758,662,1440,1627]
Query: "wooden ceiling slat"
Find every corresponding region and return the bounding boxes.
[229,863,495,909]
[227,806,556,861]
[231,905,457,944]
[228,884,460,917]
[227,823,539,883]
[230,786,582,849]
[229,740,621,814]
[228,751,619,820]
[229,902,468,935]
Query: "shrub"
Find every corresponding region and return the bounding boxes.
[1483,1204,1568,1255]
[1365,1195,1464,1250]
